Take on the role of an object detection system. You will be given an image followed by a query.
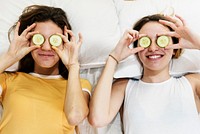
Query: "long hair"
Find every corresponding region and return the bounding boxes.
[133,14,182,58]
[8,5,71,79]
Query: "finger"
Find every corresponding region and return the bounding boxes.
[165,43,181,49]
[138,34,148,38]
[131,47,144,54]
[14,22,20,37]
[25,45,40,54]
[165,15,184,27]
[29,45,40,50]
[159,20,177,30]
[26,31,39,40]
[127,34,133,40]
[175,14,186,26]
[21,23,36,36]
[64,26,69,39]
[52,46,62,56]
[129,29,139,37]
[57,33,69,44]
[133,31,139,40]
[164,15,178,23]
[77,33,83,46]
[66,29,76,42]
[125,29,139,39]
[157,32,180,38]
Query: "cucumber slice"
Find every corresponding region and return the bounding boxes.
[49,34,62,47]
[32,34,45,46]
[156,35,169,48]
[139,36,151,48]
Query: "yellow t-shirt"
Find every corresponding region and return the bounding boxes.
[0,72,91,134]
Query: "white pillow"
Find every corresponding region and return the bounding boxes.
[114,50,200,78]
[114,0,174,33]
[0,0,55,71]
[54,0,121,69]
[114,0,200,78]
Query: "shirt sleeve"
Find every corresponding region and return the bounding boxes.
[0,73,8,102]
[80,79,92,96]
[0,72,15,102]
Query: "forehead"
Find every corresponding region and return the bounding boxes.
[139,22,170,36]
[34,21,63,35]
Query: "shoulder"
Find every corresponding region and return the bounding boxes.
[184,73,200,86]
[0,71,18,79]
[185,73,200,96]
[112,78,130,91]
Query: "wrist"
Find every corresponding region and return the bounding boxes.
[67,63,80,71]
[108,54,119,64]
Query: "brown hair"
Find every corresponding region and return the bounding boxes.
[8,5,71,79]
[133,14,182,58]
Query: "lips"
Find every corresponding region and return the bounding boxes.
[146,54,163,60]
[38,53,54,57]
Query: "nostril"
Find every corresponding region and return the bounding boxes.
[148,44,158,52]
[41,41,52,50]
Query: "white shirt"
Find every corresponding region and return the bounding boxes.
[123,76,200,134]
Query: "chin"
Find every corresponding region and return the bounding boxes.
[36,61,59,69]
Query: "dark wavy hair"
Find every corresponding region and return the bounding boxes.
[8,5,71,79]
[133,14,182,58]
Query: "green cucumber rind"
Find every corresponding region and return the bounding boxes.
[49,34,62,47]
[32,34,45,46]
[139,36,151,48]
[156,35,169,48]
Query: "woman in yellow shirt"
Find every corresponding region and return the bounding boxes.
[0,5,91,134]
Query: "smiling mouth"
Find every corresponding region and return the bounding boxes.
[38,54,54,57]
[147,55,163,59]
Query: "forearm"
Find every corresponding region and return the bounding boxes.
[0,53,17,74]
[89,56,118,126]
[64,64,88,125]
[191,31,200,50]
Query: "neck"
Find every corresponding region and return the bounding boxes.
[34,65,59,75]
[141,67,171,83]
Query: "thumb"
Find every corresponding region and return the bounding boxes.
[26,45,40,54]
[52,46,62,57]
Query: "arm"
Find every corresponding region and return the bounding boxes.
[65,64,89,125]
[0,22,39,74]
[88,30,144,127]
[159,15,200,50]
[53,27,89,125]
[0,53,16,74]
[161,15,200,112]
[185,74,200,113]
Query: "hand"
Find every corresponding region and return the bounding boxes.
[159,15,200,50]
[110,29,144,62]
[52,26,82,69]
[8,22,40,61]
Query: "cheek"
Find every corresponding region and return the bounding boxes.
[137,51,145,63]
[31,50,37,60]
[138,49,146,58]
[166,49,174,55]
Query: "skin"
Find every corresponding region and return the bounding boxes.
[89,15,200,127]
[31,21,63,75]
[0,20,89,126]
[138,22,174,83]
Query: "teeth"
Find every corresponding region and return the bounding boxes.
[148,55,161,59]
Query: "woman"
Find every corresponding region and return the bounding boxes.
[0,5,91,134]
[89,14,200,134]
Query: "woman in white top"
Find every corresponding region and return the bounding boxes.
[88,14,200,134]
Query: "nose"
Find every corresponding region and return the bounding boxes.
[148,41,159,52]
[41,40,52,51]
